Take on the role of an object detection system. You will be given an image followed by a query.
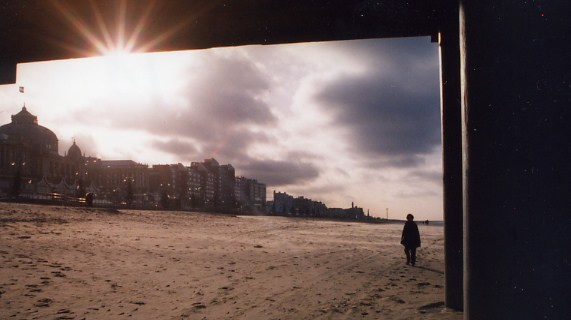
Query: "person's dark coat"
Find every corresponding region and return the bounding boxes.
[401,220,421,248]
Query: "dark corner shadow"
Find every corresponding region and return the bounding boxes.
[415,265,444,275]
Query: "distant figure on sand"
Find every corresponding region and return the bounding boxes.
[401,214,421,266]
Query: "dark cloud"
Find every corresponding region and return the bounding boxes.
[140,53,276,138]
[332,37,436,72]
[283,150,323,162]
[147,127,273,166]
[315,37,440,168]
[361,155,428,169]
[200,128,272,162]
[151,138,198,160]
[407,169,442,184]
[237,159,320,186]
[157,54,276,161]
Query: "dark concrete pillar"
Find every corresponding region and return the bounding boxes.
[460,1,571,319]
[438,0,463,311]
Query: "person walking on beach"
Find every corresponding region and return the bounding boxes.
[401,213,421,266]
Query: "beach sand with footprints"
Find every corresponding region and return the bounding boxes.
[1,203,462,320]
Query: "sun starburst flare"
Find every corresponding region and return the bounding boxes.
[49,0,200,58]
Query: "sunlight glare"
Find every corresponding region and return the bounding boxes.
[100,45,134,58]
[52,0,158,58]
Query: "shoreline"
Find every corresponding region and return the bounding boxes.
[1,199,443,226]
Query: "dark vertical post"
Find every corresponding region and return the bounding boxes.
[438,0,463,311]
[460,1,571,319]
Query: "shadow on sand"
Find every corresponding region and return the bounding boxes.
[414,265,444,275]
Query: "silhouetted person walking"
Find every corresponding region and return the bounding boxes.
[401,213,421,266]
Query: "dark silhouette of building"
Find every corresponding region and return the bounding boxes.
[219,164,236,211]
[0,107,85,197]
[271,191,327,217]
[271,191,294,215]
[292,196,327,217]
[149,163,187,209]
[0,108,264,212]
[235,177,266,213]
[331,202,366,220]
[187,159,239,211]
[0,106,151,204]
[90,160,149,206]
[188,161,215,209]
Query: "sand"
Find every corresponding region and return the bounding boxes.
[0,203,462,320]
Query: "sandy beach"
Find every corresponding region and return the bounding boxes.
[1,203,462,320]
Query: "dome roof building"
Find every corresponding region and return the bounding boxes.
[67,140,83,162]
[0,106,58,155]
[0,106,69,191]
[0,106,152,203]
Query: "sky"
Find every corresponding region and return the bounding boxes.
[0,37,443,220]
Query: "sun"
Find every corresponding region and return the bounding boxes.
[50,1,190,59]
[100,46,135,59]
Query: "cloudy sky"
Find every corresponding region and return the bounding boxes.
[0,37,442,220]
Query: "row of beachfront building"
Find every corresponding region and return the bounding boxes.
[1,106,368,218]
[268,191,367,220]
[0,107,265,212]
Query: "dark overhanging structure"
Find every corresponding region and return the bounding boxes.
[0,0,440,83]
[1,1,569,318]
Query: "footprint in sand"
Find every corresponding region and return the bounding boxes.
[389,296,406,304]
[192,302,207,310]
[55,309,76,320]
[418,301,445,314]
[52,271,66,277]
[26,284,42,293]
[34,298,53,307]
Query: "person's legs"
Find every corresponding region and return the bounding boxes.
[404,247,411,265]
[411,247,417,266]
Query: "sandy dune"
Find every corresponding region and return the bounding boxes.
[0,203,462,319]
